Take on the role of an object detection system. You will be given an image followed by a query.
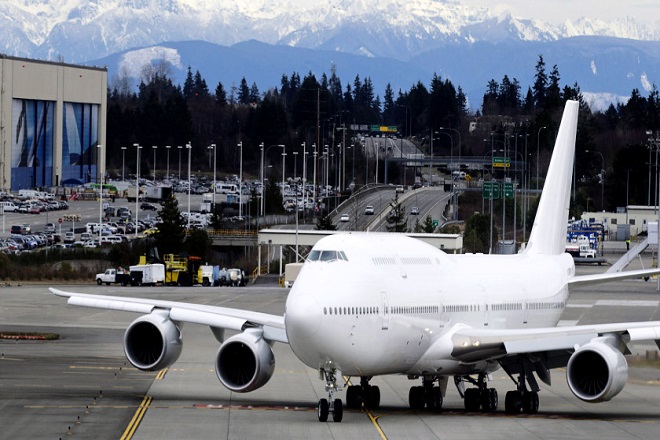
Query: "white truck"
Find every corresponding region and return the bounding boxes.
[95,268,131,286]
[129,263,165,286]
[565,243,597,259]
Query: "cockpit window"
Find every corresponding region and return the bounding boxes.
[307,250,349,262]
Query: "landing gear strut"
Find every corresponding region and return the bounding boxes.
[408,376,444,410]
[346,376,381,409]
[317,369,344,422]
[455,373,498,412]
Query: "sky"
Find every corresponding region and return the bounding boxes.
[456,0,659,25]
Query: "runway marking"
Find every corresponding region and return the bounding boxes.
[192,404,314,412]
[344,376,388,439]
[155,368,168,380]
[120,395,152,440]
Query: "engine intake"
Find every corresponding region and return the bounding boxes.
[566,337,628,402]
[215,329,275,393]
[124,311,182,371]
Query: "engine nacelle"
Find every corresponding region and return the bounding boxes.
[215,329,275,393]
[124,311,183,371]
[566,338,628,402]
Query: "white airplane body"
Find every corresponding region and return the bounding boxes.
[51,100,660,422]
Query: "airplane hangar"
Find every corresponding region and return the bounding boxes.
[0,55,107,192]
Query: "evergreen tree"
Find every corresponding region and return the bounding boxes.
[315,212,337,231]
[183,229,211,262]
[193,70,209,97]
[533,55,548,109]
[238,77,250,105]
[463,213,494,254]
[215,81,227,107]
[386,193,408,232]
[249,82,261,104]
[183,66,194,99]
[154,196,186,255]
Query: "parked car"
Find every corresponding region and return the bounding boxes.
[140,202,157,211]
[10,225,23,235]
[63,232,75,244]
[45,223,56,233]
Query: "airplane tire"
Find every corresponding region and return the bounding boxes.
[505,391,522,414]
[409,386,425,409]
[464,388,481,412]
[364,385,380,409]
[425,386,443,410]
[332,399,343,422]
[318,399,329,422]
[346,386,361,409]
[522,391,539,414]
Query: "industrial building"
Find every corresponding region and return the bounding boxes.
[0,55,107,191]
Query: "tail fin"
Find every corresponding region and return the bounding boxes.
[524,100,579,255]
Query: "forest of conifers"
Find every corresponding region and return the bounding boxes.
[106,55,659,214]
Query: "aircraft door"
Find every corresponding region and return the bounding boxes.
[381,291,390,330]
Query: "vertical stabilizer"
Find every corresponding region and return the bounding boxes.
[524,100,579,255]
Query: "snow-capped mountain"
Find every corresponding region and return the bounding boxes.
[1,0,658,63]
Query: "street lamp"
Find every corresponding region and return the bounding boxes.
[165,145,171,181]
[121,146,126,182]
[537,126,547,190]
[177,145,183,180]
[97,144,103,247]
[238,142,243,220]
[585,149,605,211]
[186,142,192,229]
[282,146,287,191]
[133,143,141,239]
[440,126,462,165]
[208,143,216,213]
[261,144,284,216]
[152,145,157,183]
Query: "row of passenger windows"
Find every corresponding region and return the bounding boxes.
[322,302,566,316]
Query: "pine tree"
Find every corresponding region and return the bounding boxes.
[315,212,337,230]
[386,193,407,232]
[154,196,185,255]
[215,81,227,107]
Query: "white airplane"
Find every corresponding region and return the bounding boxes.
[51,100,660,423]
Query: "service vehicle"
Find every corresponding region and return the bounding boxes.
[95,268,131,286]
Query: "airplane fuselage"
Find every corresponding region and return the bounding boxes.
[285,232,573,377]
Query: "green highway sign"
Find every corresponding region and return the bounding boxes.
[492,157,510,168]
[482,181,500,199]
[503,182,514,199]
[432,220,439,228]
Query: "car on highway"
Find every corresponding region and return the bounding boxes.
[411,206,420,215]
[395,185,404,193]
[364,205,374,215]
[340,213,350,222]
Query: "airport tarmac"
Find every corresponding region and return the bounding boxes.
[3,265,660,439]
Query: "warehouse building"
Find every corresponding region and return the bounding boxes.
[0,55,107,191]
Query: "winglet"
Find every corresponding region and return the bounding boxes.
[524,100,579,255]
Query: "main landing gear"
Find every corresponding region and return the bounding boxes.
[408,376,444,410]
[455,373,498,412]
[317,369,343,422]
[346,376,381,410]
[503,370,540,414]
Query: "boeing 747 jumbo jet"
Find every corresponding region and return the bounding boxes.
[52,100,660,423]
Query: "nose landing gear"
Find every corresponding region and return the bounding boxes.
[317,369,344,422]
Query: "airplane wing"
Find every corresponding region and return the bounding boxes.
[568,268,660,287]
[449,320,660,364]
[49,288,288,343]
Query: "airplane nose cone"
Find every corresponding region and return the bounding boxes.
[285,293,322,342]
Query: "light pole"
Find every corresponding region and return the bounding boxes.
[186,142,192,229]
[537,126,547,190]
[165,145,171,181]
[440,126,462,165]
[152,145,157,183]
[238,142,243,220]
[208,143,216,213]
[177,145,182,180]
[121,146,126,181]
[586,149,605,211]
[293,150,299,259]
[134,143,141,239]
[282,146,287,192]
[261,144,284,216]
[97,144,103,247]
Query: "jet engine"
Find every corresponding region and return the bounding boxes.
[215,329,275,393]
[566,338,628,402]
[124,311,183,371]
